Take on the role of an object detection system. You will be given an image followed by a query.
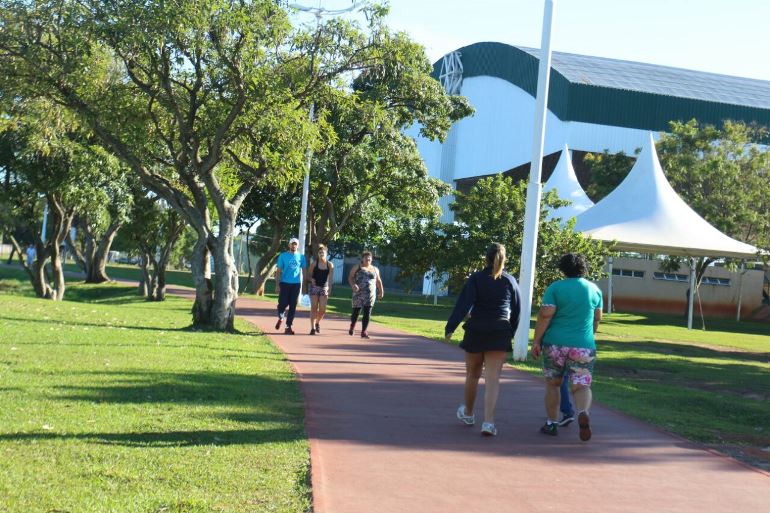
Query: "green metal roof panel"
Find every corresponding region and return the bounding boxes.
[432,42,770,135]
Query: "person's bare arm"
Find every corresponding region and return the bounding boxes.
[375,267,384,299]
[593,308,602,333]
[531,305,556,359]
[348,265,359,292]
[327,261,334,295]
[308,261,316,286]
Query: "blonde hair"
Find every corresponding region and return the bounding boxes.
[486,243,506,280]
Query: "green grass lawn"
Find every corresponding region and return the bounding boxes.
[4,262,770,471]
[0,270,310,513]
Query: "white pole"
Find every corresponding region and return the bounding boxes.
[607,256,614,314]
[513,0,556,361]
[41,202,49,243]
[687,258,696,330]
[298,102,315,256]
[291,2,368,256]
[736,261,745,322]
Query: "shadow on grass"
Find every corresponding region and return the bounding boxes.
[0,312,267,339]
[0,369,304,447]
[0,428,301,447]
[598,338,770,364]
[50,370,298,406]
[595,339,770,401]
[603,312,770,336]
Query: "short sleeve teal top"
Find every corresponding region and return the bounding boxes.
[541,278,603,349]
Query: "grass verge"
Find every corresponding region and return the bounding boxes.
[0,272,311,513]
[5,263,769,470]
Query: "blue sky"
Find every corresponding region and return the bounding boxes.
[376,0,770,81]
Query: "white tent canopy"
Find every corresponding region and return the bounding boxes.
[543,144,594,222]
[573,133,760,260]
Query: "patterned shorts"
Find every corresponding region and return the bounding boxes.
[542,345,596,386]
[309,285,328,297]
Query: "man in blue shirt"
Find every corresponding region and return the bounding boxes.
[275,238,307,335]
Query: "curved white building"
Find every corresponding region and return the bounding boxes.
[410,42,770,318]
[411,42,770,221]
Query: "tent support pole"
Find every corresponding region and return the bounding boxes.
[607,256,613,314]
[687,258,696,330]
[736,261,745,322]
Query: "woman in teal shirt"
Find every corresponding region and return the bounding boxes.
[531,253,602,442]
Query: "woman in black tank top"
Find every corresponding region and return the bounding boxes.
[307,244,334,335]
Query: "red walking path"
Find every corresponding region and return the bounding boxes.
[170,287,770,513]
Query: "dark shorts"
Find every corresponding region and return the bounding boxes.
[309,285,328,297]
[459,318,513,353]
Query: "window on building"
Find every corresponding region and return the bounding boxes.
[612,268,645,278]
[653,272,689,282]
[702,277,730,286]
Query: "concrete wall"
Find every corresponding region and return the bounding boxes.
[595,257,765,318]
[410,75,656,184]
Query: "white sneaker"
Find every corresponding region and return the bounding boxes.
[481,422,497,436]
[456,405,475,426]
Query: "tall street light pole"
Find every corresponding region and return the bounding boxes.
[513,0,556,361]
[289,1,368,256]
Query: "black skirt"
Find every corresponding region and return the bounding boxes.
[459,318,513,353]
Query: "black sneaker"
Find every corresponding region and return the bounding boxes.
[315,323,320,334]
[284,326,295,335]
[558,413,575,427]
[540,422,558,436]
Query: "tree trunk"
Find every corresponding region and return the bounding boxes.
[253,262,277,297]
[190,235,214,327]
[154,265,167,301]
[211,213,239,331]
[138,253,150,297]
[31,256,52,299]
[252,221,284,295]
[49,242,66,301]
[46,198,74,300]
[89,221,122,283]
[66,228,87,274]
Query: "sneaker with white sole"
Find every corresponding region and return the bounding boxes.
[558,413,575,427]
[481,422,497,436]
[456,405,475,426]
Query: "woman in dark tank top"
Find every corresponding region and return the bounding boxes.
[307,244,334,335]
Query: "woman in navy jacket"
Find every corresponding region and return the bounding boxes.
[445,243,521,436]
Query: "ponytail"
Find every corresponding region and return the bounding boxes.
[486,243,506,280]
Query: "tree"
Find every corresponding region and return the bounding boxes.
[66,156,133,283]
[0,0,453,330]
[381,217,447,294]
[123,191,186,301]
[583,148,638,202]
[240,32,470,284]
[437,175,610,303]
[656,119,770,289]
[237,180,299,294]
[0,100,102,299]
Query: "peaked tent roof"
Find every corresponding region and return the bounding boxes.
[573,133,761,259]
[543,145,595,222]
